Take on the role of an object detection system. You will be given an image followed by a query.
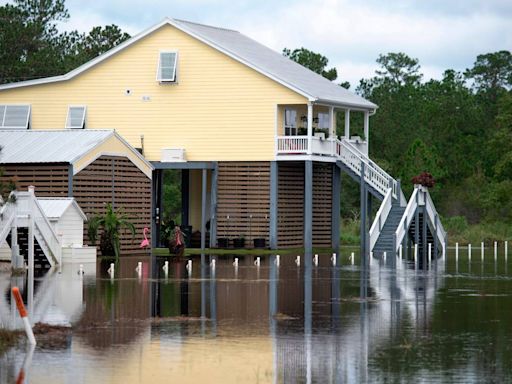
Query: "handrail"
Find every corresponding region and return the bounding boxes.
[424,191,447,255]
[394,186,446,254]
[394,187,420,252]
[0,192,16,244]
[32,197,61,265]
[338,138,398,199]
[369,188,393,251]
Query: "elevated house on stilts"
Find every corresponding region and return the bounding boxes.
[0,18,446,262]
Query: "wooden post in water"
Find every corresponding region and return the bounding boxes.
[481,242,485,261]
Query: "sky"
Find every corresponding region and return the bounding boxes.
[7,0,512,87]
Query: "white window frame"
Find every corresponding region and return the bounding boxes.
[65,105,87,129]
[0,104,31,129]
[156,50,179,83]
[284,108,298,136]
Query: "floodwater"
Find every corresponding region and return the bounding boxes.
[1,248,512,383]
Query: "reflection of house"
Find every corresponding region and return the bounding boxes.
[0,18,445,253]
[0,130,152,255]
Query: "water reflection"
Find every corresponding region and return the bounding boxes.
[1,250,512,382]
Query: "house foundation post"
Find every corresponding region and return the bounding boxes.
[360,163,368,265]
[304,160,313,255]
[270,161,278,249]
[200,169,207,250]
[331,164,341,252]
[209,164,218,248]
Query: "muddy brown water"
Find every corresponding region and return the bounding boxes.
[1,249,512,383]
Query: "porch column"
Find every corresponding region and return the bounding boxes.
[329,106,335,138]
[151,169,161,248]
[181,170,189,227]
[304,160,313,254]
[201,169,207,250]
[269,161,278,249]
[209,164,218,248]
[332,165,341,251]
[344,109,350,139]
[307,102,313,155]
[364,111,370,151]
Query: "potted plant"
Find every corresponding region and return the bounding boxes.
[233,234,245,248]
[412,172,435,188]
[253,238,266,248]
[87,203,135,258]
[217,237,229,248]
[168,225,186,257]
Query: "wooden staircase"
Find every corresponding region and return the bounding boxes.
[373,205,406,255]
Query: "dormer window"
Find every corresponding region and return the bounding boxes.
[66,106,86,129]
[0,104,30,129]
[157,51,178,83]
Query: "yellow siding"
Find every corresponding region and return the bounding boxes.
[0,25,307,161]
[73,134,152,177]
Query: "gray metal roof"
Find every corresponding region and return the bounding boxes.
[38,197,87,220]
[0,129,114,164]
[173,19,377,110]
[0,18,377,110]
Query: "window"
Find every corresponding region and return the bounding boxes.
[157,51,178,82]
[284,109,297,136]
[0,105,30,129]
[317,113,330,129]
[66,106,86,129]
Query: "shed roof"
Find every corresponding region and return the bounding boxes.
[0,129,112,164]
[37,198,87,221]
[0,129,153,177]
[0,18,377,110]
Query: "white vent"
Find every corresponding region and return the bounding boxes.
[66,106,86,129]
[161,148,186,162]
[0,105,30,129]
[157,51,178,83]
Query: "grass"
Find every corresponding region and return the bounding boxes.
[0,329,21,355]
[153,247,337,256]
[443,216,512,245]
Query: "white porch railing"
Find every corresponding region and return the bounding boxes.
[276,136,398,199]
[369,188,393,251]
[394,187,419,253]
[276,136,309,154]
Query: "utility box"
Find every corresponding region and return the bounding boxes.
[161,148,186,162]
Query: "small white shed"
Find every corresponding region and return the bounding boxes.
[37,197,96,262]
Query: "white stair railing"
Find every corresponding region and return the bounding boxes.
[394,188,419,252]
[31,196,61,266]
[425,191,447,255]
[9,189,61,266]
[394,186,446,254]
[337,139,398,199]
[369,188,393,251]
[0,192,16,245]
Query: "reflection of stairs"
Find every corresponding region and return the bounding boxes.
[6,228,51,276]
[373,205,406,255]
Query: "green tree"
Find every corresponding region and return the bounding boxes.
[465,51,512,97]
[87,203,136,258]
[0,0,130,84]
[283,47,338,81]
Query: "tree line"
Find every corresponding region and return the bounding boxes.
[285,48,512,228]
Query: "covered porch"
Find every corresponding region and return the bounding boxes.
[275,103,373,159]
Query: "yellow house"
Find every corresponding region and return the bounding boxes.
[0,18,446,256]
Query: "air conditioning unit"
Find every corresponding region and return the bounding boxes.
[161,148,186,162]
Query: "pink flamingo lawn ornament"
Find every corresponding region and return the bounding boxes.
[140,227,150,248]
